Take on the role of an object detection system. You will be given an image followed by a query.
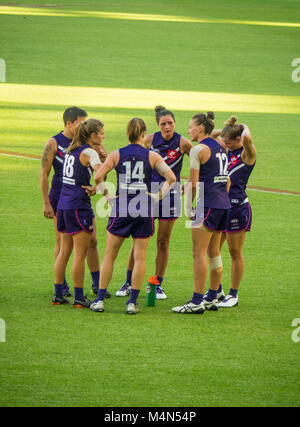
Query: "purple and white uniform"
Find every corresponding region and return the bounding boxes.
[151,131,183,220]
[107,144,154,238]
[57,144,95,234]
[226,146,255,233]
[48,132,72,214]
[193,137,231,231]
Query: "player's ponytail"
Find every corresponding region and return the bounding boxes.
[221,116,243,140]
[192,112,215,134]
[127,118,147,143]
[68,119,104,153]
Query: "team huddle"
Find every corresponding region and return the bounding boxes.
[40,106,256,315]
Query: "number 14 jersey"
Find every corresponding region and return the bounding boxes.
[114,144,153,217]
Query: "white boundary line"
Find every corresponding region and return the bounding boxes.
[246,188,300,197]
[1,152,300,197]
[0,152,40,161]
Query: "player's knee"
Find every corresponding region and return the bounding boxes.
[89,235,98,249]
[209,255,223,274]
[157,238,169,252]
[228,247,242,260]
[134,250,147,264]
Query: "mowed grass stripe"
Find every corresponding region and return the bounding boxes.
[1,6,300,28]
[2,84,300,114]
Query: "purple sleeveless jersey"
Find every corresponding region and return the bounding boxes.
[228,146,255,206]
[112,144,153,218]
[198,138,231,209]
[150,132,183,182]
[49,132,72,202]
[57,144,93,211]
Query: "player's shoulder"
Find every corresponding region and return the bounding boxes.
[191,143,209,155]
[47,136,58,149]
[43,137,57,155]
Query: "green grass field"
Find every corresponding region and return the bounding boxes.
[0,0,300,407]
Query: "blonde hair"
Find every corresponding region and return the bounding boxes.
[192,111,215,134]
[221,116,243,140]
[127,118,147,143]
[67,119,104,153]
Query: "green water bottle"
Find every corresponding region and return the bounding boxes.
[145,276,157,307]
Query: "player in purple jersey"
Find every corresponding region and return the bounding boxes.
[116,106,192,300]
[213,116,256,308]
[52,119,105,308]
[40,107,108,298]
[89,118,176,314]
[173,112,231,314]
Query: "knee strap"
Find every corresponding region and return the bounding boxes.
[209,255,223,272]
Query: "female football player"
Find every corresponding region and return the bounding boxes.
[89,118,176,314]
[52,119,105,308]
[116,106,192,299]
[214,117,256,308]
[173,112,231,314]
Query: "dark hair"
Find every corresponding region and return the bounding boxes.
[192,111,215,134]
[67,118,104,153]
[221,116,243,140]
[63,106,87,126]
[127,118,147,143]
[154,105,176,125]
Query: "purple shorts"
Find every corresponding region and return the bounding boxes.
[107,216,154,239]
[192,207,229,232]
[57,209,94,234]
[226,202,252,233]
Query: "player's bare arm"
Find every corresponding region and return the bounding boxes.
[241,125,256,165]
[40,138,57,218]
[143,133,153,149]
[180,136,193,155]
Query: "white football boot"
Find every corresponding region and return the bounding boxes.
[90,300,105,312]
[203,298,219,311]
[115,283,131,297]
[218,295,238,308]
[172,301,205,314]
[126,303,139,314]
[156,286,167,300]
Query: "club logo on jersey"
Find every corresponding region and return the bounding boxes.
[230,155,240,166]
[167,150,178,160]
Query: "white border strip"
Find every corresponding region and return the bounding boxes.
[0,153,40,161]
[247,188,300,197]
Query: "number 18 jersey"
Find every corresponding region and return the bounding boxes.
[58,144,93,211]
[198,138,231,209]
